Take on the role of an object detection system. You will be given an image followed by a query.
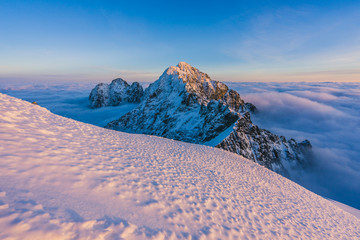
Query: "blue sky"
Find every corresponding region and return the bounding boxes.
[1,0,360,83]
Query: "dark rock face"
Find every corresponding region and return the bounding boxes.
[89,83,110,108]
[217,112,312,176]
[126,82,144,103]
[106,62,247,143]
[105,62,312,176]
[223,90,244,112]
[89,78,144,108]
[244,102,257,113]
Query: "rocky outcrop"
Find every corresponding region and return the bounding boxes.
[217,112,312,176]
[106,62,252,143]
[105,62,311,176]
[89,78,144,108]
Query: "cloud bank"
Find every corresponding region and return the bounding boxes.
[228,82,360,209]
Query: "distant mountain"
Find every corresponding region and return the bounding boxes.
[106,62,256,143]
[98,62,311,176]
[89,78,144,108]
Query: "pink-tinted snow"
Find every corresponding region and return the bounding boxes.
[0,93,359,239]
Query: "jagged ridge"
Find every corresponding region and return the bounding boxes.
[217,112,312,176]
[106,62,253,143]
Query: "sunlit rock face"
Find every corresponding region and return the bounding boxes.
[105,62,311,175]
[89,78,144,108]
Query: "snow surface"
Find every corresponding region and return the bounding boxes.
[329,199,360,219]
[0,93,360,239]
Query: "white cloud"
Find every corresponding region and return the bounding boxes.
[230,82,360,208]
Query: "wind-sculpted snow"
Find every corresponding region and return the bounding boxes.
[2,81,360,211]
[0,93,359,239]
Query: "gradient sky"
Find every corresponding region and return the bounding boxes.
[1,0,360,83]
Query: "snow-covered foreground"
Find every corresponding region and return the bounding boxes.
[3,82,360,210]
[0,93,359,239]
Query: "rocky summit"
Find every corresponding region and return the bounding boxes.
[106,62,254,143]
[104,62,311,176]
[89,78,144,108]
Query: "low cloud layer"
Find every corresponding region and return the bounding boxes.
[1,81,360,209]
[0,83,138,128]
[229,82,360,209]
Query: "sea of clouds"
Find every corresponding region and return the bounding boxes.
[228,82,360,209]
[1,81,359,209]
[0,83,139,127]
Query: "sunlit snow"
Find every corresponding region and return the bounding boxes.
[0,93,359,239]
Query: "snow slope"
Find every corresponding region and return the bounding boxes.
[0,93,359,239]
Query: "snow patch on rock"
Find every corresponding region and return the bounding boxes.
[89,78,143,108]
